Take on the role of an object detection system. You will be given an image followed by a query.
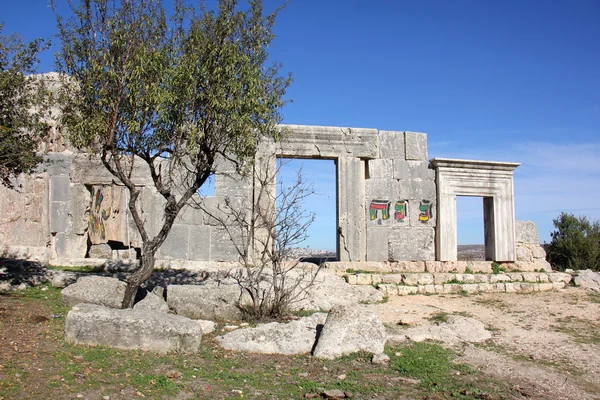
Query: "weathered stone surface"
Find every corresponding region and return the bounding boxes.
[389,316,491,345]
[62,276,126,308]
[216,313,327,354]
[404,131,428,161]
[515,220,539,243]
[167,284,246,321]
[133,292,169,313]
[48,270,78,288]
[65,303,202,353]
[88,244,112,259]
[388,227,435,261]
[312,306,386,359]
[573,270,600,290]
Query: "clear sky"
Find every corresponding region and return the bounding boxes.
[3,0,599,251]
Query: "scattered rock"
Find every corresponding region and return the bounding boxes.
[312,306,387,359]
[216,313,327,355]
[88,244,112,259]
[389,315,492,345]
[573,270,600,290]
[65,303,203,353]
[133,291,169,313]
[323,389,346,399]
[61,275,126,308]
[48,270,78,288]
[198,319,216,334]
[371,353,390,364]
[167,284,248,321]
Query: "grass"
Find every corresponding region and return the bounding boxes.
[550,316,600,345]
[0,284,532,399]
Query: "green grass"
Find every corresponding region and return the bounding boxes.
[551,316,600,345]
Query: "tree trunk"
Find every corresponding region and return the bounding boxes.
[121,245,156,308]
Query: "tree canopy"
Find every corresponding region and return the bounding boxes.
[54,0,292,307]
[0,24,49,187]
[545,213,600,271]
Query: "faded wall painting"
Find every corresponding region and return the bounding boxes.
[394,200,408,222]
[88,185,127,244]
[370,200,390,221]
[419,200,432,223]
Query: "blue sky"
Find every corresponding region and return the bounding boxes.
[3,0,599,250]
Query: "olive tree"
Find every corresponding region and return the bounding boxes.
[545,213,600,271]
[0,24,50,187]
[54,0,291,307]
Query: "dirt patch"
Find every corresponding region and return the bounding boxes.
[371,288,600,399]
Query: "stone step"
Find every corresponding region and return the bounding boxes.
[342,271,572,296]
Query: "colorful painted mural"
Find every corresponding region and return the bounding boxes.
[394,200,408,222]
[370,200,390,221]
[419,200,432,222]
[88,185,126,244]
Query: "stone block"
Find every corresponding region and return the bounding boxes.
[478,283,492,292]
[312,306,387,359]
[416,273,434,285]
[167,284,247,321]
[489,274,510,283]
[366,227,389,261]
[552,282,566,290]
[398,286,419,295]
[461,284,479,293]
[522,272,539,282]
[89,243,112,259]
[381,274,403,284]
[378,284,398,295]
[49,201,68,233]
[53,232,67,258]
[393,159,409,180]
[465,261,492,273]
[356,274,372,285]
[445,283,462,293]
[214,172,251,198]
[50,175,70,202]
[407,160,429,180]
[433,273,453,285]
[516,245,533,262]
[434,284,444,293]
[507,273,524,282]
[379,130,405,159]
[368,159,393,179]
[424,284,436,294]
[402,273,419,286]
[404,131,428,161]
[388,226,435,261]
[62,276,126,308]
[538,283,553,291]
[210,227,240,262]
[505,282,517,292]
[188,226,211,260]
[548,272,572,284]
[462,274,475,284]
[371,274,383,285]
[391,261,426,272]
[515,220,539,243]
[65,303,203,354]
[538,273,549,282]
[159,224,189,260]
[519,282,536,292]
[425,261,463,273]
[345,275,357,285]
[495,283,506,292]
[474,274,489,283]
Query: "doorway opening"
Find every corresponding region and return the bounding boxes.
[456,196,485,261]
[276,158,338,263]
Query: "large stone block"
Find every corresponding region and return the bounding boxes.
[49,201,68,233]
[368,159,393,179]
[366,226,389,261]
[404,131,428,161]
[379,130,405,159]
[210,227,240,261]
[159,224,190,259]
[389,226,435,261]
[50,175,70,202]
[188,226,212,260]
[65,303,203,354]
[312,306,386,359]
[61,275,126,308]
[515,220,539,243]
[167,284,246,321]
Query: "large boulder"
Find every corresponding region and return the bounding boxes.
[312,306,387,359]
[574,269,600,290]
[388,315,492,345]
[289,270,384,311]
[216,313,327,355]
[167,284,248,321]
[61,275,126,308]
[65,303,203,353]
[133,290,169,313]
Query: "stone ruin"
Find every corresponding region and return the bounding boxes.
[0,122,551,273]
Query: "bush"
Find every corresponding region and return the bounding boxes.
[545,213,600,271]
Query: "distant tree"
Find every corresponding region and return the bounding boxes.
[0,24,50,188]
[545,213,600,271]
[54,0,291,308]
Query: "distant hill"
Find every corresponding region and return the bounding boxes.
[457,244,485,261]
